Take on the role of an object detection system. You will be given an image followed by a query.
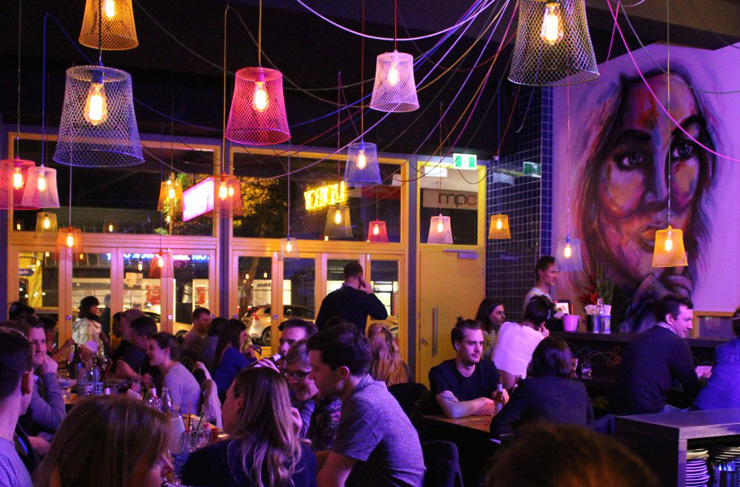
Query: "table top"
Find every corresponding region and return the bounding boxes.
[422,414,494,435]
[615,408,740,440]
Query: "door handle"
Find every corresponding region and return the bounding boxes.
[432,307,438,357]
[421,338,429,346]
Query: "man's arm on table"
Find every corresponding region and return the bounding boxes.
[436,390,495,419]
[317,452,356,487]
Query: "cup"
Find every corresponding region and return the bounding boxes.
[580,361,592,379]
[563,315,580,332]
[570,358,579,375]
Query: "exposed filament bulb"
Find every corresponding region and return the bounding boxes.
[42,216,51,230]
[496,218,503,230]
[540,2,564,46]
[564,242,572,259]
[357,150,367,170]
[437,221,444,233]
[12,168,23,189]
[286,241,293,252]
[373,224,380,236]
[387,64,399,86]
[334,209,342,224]
[218,182,228,200]
[38,173,47,192]
[104,0,116,19]
[253,82,268,111]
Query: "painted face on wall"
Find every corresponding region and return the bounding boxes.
[595,74,705,288]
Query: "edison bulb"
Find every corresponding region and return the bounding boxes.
[286,241,293,252]
[373,224,380,236]
[387,64,399,86]
[218,183,228,200]
[42,216,51,230]
[157,255,165,268]
[228,186,234,197]
[108,223,114,233]
[263,272,268,279]
[38,173,47,192]
[12,168,23,189]
[253,82,269,111]
[541,3,564,45]
[137,262,143,271]
[664,237,673,252]
[104,0,116,19]
[66,233,74,247]
[168,187,176,199]
[496,218,503,230]
[437,220,444,233]
[84,80,108,125]
[334,209,342,224]
[79,253,85,260]
[564,242,572,259]
[357,150,367,170]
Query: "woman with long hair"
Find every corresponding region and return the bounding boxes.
[367,323,410,387]
[212,319,255,397]
[34,396,173,487]
[182,367,316,487]
[490,336,593,439]
[475,298,506,361]
[148,332,201,414]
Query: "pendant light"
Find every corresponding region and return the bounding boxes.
[149,250,173,279]
[34,18,60,209]
[426,102,453,244]
[56,166,82,257]
[508,0,599,86]
[224,2,290,145]
[35,212,58,236]
[79,0,138,51]
[279,147,299,260]
[368,220,389,243]
[54,1,143,167]
[157,175,183,212]
[488,214,511,239]
[369,0,419,113]
[653,2,687,268]
[215,174,241,218]
[326,72,353,239]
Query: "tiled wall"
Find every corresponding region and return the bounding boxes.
[486,86,553,322]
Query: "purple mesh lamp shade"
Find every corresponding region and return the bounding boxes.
[79,0,139,51]
[225,67,291,146]
[54,65,144,167]
[555,236,583,271]
[345,141,381,186]
[427,213,453,244]
[0,158,40,210]
[33,166,60,208]
[370,51,419,113]
[367,220,389,243]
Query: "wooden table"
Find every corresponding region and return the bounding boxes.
[421,414,495,438]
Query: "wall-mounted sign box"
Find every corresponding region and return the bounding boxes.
[183,178,215,222]
[453,153,477,170]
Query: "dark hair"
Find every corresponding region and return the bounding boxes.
[450,319,481,347]
[524,295,553,327]
[214,319,246,367]
[654,294,694,323]
[129,316,158,339]
[278,318,318,336]
[14,314,44,331]
[528,337,572,379]
[285,339,309,367]
[207,317,229,337]
[476,298,505,333]
[8,301,34,320]
[79,296,100,320]
[733,307,740,338]
[485,424,660,487]
[307,323,371,376]
[150,332,180,361]
[0,329,33,400]
[192,307,210,322]
[40,316,57,333]
[535,256,556,280]
[343,261,363,280]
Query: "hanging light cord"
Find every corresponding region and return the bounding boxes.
[68,166,73,227]
[97,0,103,65]
[258,0,262,67]
[337,71,342,184]
[15,0,22,157]
[393,0,398,52]
[666,0,671,226]
[287,141,291,237]
[222,6,229,175]
[360,0,365,138]
[566,79,571,239]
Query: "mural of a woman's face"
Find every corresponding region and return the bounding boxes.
[595,74,705,288]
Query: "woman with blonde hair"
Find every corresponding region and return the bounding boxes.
[182,367,316,487]
[367,323,410,387]
[34,396,173,487]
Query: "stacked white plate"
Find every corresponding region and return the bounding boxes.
[709,445,740,464]
[686,449,710,487]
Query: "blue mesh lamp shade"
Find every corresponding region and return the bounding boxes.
[367,220,389,243]
[79,0,138,51]
[369,51,419,113]
[345,141,381,186]
[33,166,60,208]
[226,67,291,146]
[555,236,583,271]
[427,213,453,244]
[325,205,353,239]
[54,65,144,167]
[0,158,40,210]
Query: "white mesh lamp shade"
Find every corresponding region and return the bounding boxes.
[35,212,58,236]
[555,237,583,271]
[0,158,40,210]
[488,214,512,240]
[215,175,242,218]
[33,166,60,208]
[345,141,381,186]
[225,67,291,146]
[367,220,389,243]
[279,237,299,261]
[508,0,599,86]
[427,213,453,244]
[79,0,139,51]
[54,65,144,167]
[325,205,353,239]
[652,226,688,268]
[369,51,419,113]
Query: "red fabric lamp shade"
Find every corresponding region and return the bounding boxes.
[216,175,242,217]
[367,220,389,243]
[225,67,290,146]
[0,158,40,210]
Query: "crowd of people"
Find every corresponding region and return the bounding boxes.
[2,259,738,487]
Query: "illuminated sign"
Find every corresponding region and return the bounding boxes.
[183,178,215,222]
[304,181,347,211]
[422,189,477,210]
[453,153,477,170]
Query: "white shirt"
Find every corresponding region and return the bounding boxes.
[493,321,546,379]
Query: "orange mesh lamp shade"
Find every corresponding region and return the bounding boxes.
[149,251,173,279]
[370,51,419,113]
[225,67,290,146]
[33,166,60,208]
[157,178,183,212]
[367,220,389,243]
[0,158,40,210]
[488,214,511,240]
[79,0,138,51]
[35,212,59,236]
[325,205,353,239]
[652,226,688,268]
[215,175,242,217]
[427,213,453,244]
[56,227,83,256]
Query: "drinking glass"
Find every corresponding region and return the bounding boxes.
[580,360,592,379]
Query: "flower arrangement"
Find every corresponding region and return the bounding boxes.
[578,265,614,306]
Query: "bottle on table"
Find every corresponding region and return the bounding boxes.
[597,298,611,334]
[161,387,174,417]
[147,387,162,410]
[494,383,505,415]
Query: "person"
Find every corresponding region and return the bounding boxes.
[111,308,146,370]
[307,323,425,487]
[522,257,559,314]
[493,296,551,389]
[489,337,593,439]
[694,307,740,410]
[34,396,173,487]
[0,327,35,487]
[475,298,506,361]
[71,296,103,348]
[115,316,160,387]
[99,294,112,336]
[212,319,256,397]
[110,311,123,350]
[147,332,201,414]
[182,307,211,362]
[277,318,318,364]
[485,424,660,487]
[367,323,410,387]
[40,317,73,363]
[613,294,703,415]
[8,301,34,320]
[428,319,506,419]
[200,316,227,370]
[315,262,388,332]
[182,367,316,487]
[575,69,716,333]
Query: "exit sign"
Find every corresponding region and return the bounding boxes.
[453,153,477,170]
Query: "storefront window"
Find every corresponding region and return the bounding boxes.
[327,259,354,293]
[238,257,272,320]
[72,253,112,334]
[123,253,162,322]
[420,166,479,245]
[173,254,210,324]
[370,260,399,320]
[18,251,59,309]
[283,259,315,323]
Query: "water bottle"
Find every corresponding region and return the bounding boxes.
[494,383,504,415]
[161,387,174,417]
[597,298,611,334]
[147,387,162,410]
[77,364,88,395]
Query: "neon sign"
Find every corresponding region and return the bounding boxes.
[304,181,347,211]
[183,178,215,222]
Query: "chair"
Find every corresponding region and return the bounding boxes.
[388,382,428,418]
[192,362,222,429]
[422,440,464,487]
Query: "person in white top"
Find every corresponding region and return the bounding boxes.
[494,296,552,389]
[522,256,559,314]
[71,296,103,348]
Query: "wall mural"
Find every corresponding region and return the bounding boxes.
[553,43,740,332]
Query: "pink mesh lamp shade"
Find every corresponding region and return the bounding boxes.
[225,67,291,146]
[54,65,144,167]
[367,220,389,243]
[33,166,60,208]
[79,0,139,51]
[427,213,453,244]
[345,141,381,186]
[215,175,242,217]
[0,158,40,210]
[370,51,419,113]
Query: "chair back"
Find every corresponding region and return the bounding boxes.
[422,440,464,487]
[388,382,428,418]
[200,378,222,429]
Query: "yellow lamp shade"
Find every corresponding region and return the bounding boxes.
[427,214,453,244]
[157,178,183,212]
[488,214,511,239]
[79,0,139,51]
[652,226,688,268]
[325,205,353,239]
[56,227,83,256]
[35,212,59,236]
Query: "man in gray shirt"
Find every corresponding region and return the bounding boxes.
[308,322,425,487]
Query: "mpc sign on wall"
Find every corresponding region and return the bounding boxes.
[422,190,477,210]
